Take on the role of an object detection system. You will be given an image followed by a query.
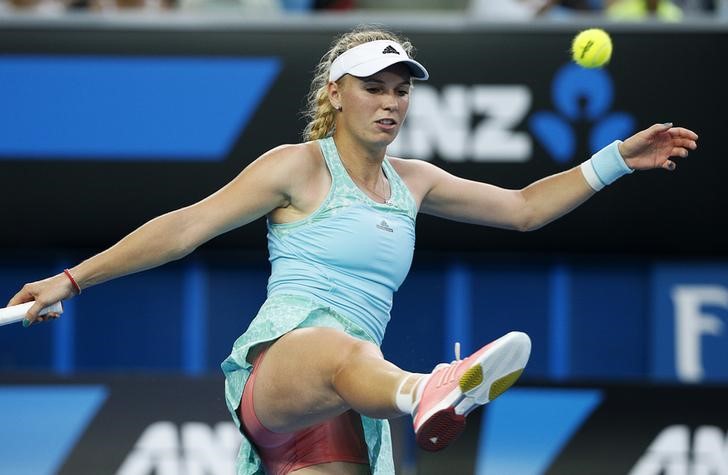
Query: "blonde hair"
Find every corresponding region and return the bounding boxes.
[302,26,416,142]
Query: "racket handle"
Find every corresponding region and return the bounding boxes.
[0,301,64,327]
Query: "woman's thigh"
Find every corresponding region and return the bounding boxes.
[250,326,383,433]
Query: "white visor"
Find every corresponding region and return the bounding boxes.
[329,40,429,82]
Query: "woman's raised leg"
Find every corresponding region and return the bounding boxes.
[250,327,412,434]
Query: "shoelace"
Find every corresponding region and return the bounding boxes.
[434,342,464,387]
[435,342,462,368]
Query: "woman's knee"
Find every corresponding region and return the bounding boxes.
[274,328,382,388]
[330,336,383,386]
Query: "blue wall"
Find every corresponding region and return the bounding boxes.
[4,251,724,384]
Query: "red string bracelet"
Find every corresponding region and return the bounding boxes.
[63,269,82,295]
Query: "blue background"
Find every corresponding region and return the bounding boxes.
[4,252,725,384]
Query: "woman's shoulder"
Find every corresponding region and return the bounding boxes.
[261,141,320,162]
[387,154,442,180]
[386,154,448,204]
[232,142,325,199]
[254,141,325,178]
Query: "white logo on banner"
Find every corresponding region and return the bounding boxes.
[117,421,241,475]
[629,425,728,475]
[671,285,728,383]
[388,85,532,162]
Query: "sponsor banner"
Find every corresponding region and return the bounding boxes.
[0,25,725,255]
[3,376,728,475]
[0,56,280,160]
[419,383,728,475]
[652,263,728,383]
[0,375,240,475]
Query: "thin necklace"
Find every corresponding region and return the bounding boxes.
[342,163,393,205]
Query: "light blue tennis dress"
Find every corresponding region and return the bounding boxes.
[221,136,417,474]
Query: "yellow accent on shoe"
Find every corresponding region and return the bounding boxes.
[488,369,523,400]
[459,366,483,392]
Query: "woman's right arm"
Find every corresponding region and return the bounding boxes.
[9,144,306,323]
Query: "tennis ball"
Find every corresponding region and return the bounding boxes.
[571,28,612,68]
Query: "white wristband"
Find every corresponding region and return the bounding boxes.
[580,140,634,191]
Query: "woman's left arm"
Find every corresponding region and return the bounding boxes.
[409,123,698,231]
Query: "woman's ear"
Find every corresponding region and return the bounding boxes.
[327,80,343,111]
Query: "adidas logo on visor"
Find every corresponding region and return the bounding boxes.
[328,40,429,82]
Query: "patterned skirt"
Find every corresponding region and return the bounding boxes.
[220,293,395,475]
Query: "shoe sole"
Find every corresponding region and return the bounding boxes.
[415,331,531,452]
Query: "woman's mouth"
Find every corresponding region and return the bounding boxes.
[375,119,397,130]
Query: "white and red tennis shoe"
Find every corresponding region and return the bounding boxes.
[413,331,531,452]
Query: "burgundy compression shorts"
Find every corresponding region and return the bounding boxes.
[238,347,369,474]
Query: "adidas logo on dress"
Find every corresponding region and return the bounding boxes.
[376,220,393,232]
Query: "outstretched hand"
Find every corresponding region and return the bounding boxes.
[6,273,77,326]
[619,123,699,171]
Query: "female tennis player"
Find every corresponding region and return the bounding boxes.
[9,26,698,475]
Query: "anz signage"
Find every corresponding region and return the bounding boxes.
[2,56,635,166]
[117,421,240,475]
[389,62,636,164]
[652,264,728,383]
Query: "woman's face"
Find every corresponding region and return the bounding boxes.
[333,63,412,148]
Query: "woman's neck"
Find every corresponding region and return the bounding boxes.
[332,130,387,184]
